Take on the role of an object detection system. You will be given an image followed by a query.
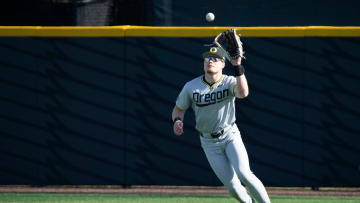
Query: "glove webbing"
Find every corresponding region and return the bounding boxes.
[225,31,241,59]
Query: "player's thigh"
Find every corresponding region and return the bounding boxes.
[203,148,236,184]
[225,134,251,175]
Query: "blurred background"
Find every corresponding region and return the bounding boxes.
[0,0,360,189]
[0,0,359,26]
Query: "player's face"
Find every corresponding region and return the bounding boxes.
[203,57,225,74]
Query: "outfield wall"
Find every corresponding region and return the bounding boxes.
[0,26,360,187]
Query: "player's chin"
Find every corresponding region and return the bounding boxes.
[206,69,217,74]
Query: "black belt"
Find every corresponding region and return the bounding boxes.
[211,129,224,138]
[200,123,235,138]
[200,129,224,138]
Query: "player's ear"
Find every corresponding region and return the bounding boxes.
[221,60,226,68]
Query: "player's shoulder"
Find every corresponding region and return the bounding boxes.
[184,75,203,88]
[221,74,236,83]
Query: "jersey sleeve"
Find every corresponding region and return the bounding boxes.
[175,83,192,111]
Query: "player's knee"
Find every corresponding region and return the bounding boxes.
[237,170,254,185]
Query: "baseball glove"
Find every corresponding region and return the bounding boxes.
[214,29,245,60]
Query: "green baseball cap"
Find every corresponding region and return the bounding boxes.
[202,47,227,59]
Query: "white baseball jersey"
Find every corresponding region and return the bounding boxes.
[176,74,237,133]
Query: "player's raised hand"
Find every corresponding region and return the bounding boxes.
[173,120,184,136]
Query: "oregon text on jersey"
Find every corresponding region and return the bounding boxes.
[193,89,229,107]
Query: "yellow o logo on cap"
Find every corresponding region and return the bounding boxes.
[210,47,217,53]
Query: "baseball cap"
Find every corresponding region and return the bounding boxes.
[202,47,226,59]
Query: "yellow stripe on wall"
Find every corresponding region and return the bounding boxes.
[0,26,127,37]
[0,26,360,37]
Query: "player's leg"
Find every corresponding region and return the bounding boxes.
[225,128,271,203]
[201,141,252,203]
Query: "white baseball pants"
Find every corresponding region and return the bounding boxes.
[200,124,271,203]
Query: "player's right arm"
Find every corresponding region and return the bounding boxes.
[172,106,186,136]
[173,83,191,136]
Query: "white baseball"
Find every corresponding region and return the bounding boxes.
[206,12,215,22]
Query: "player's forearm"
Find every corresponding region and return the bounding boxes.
[172,106,185,121]
[230,61,249,98]
[236,75,249,98]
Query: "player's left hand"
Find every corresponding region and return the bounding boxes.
[214,29,245,62]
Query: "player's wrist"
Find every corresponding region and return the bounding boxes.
[233,65,245,77]
[173,117,182,123]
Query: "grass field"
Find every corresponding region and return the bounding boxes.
[0,193,359,203]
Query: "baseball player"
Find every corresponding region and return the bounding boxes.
[171,30,271,203]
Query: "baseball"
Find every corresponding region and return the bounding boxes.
[206,12,215,22]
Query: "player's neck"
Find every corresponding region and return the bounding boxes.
[204,72,222,84]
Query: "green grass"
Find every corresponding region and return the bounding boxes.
[0,193,359,203]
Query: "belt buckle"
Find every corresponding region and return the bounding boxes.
[211,129,224,138]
